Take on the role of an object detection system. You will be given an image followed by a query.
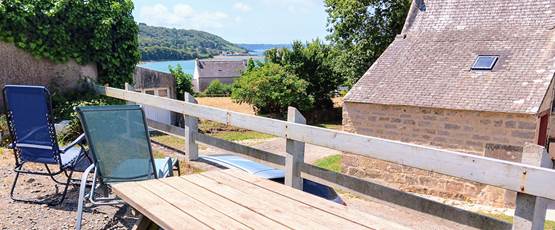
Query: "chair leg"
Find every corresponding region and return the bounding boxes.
[176,160,181,176]
[9,169,21,201]
[76,164,95,230]
[10,164,69,206]
[51,169,74,206]
[45,164,68,185]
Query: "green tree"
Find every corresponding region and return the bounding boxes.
[246,58,257,72]
[232,63,313,115]
[325,0,411,86]
[169,65,194,100]
[203,80,232,96]
[266,40,343,110]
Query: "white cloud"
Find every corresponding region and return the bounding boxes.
[138,4,229,30]
[260,0,319,13]
[233,2,252,12]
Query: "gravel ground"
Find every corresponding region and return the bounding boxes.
[0,149,140,230]
[0,142,199,230]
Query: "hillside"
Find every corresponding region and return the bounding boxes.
[139,23,246,61]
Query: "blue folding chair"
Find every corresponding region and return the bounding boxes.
[74,105,180,229]
[3,85,92,205]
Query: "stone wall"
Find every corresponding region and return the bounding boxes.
[342,102,540,207]
[0,42,97,108]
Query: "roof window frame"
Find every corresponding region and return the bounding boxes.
[471,55,499,71]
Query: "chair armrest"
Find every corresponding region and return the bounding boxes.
[60,133,86,153]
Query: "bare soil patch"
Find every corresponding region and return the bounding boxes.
[196,97,255,115]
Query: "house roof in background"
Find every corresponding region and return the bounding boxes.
[345,0,555,114]
[196,59,247,78]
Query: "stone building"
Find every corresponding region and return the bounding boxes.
[342,0,555,207]
[193,59,246,92]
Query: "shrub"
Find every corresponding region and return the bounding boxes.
[169,64,194,100]
[231,63,313,116]
[0,115,10,146]
[203,80,232,96]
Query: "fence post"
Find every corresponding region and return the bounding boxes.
[285,107,306,190]
[124,83,134,105]
[513,143,553,230]
[184,92,199,161]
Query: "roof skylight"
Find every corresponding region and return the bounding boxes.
[471,55,498,70]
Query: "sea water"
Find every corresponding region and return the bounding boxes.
[138,60,196,75]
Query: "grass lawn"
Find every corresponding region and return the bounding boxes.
[479,212,555,229]
[211,130,274,141]
[151,134,185,150]
[314,154,342,173]
[318,123,342,130]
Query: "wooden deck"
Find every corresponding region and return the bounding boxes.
[112,169,407,230]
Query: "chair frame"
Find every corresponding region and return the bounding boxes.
[74,105,180,230]
[3,86,91,206]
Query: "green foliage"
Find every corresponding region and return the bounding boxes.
[211,131,274,141]
[139,23,246,61]
[169,64,194,100]
[0,115,10,146]
[0,0,140,88]
[314,155,342,173]
[232,63,313,115]
[246,58,257,72]
[325,0,411,86]
[266,40,343,110]
[203,80,232,96]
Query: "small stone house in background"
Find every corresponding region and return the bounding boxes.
[342,0,555,207]
[193,59,246,92]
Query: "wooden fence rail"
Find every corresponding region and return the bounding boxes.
[97,85,555,229]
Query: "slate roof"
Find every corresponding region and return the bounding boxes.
[196,59,246,78]
[345,0,555,114]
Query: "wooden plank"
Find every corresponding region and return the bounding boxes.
[160,176,289,230]
[195,133,285,169]
[98,85,555,201]
[112,182,209,230]
[184,93,199,160]
[98,85,285,135]
[199,171,371,229]
[181,174,367,229]
[299,164,511,230]
[285,107,306,189]
[286,122,555,200]
[136,179,250,229]
[218,169,409,230]
[147,118,184,137]
[513,144,553,230]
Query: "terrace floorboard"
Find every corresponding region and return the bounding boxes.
[112,169,408,230]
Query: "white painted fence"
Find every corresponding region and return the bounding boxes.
[97,85,555,229]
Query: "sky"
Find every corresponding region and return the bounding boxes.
[132,0,329,44]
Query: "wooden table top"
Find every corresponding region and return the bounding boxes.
[112,169,405,230]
